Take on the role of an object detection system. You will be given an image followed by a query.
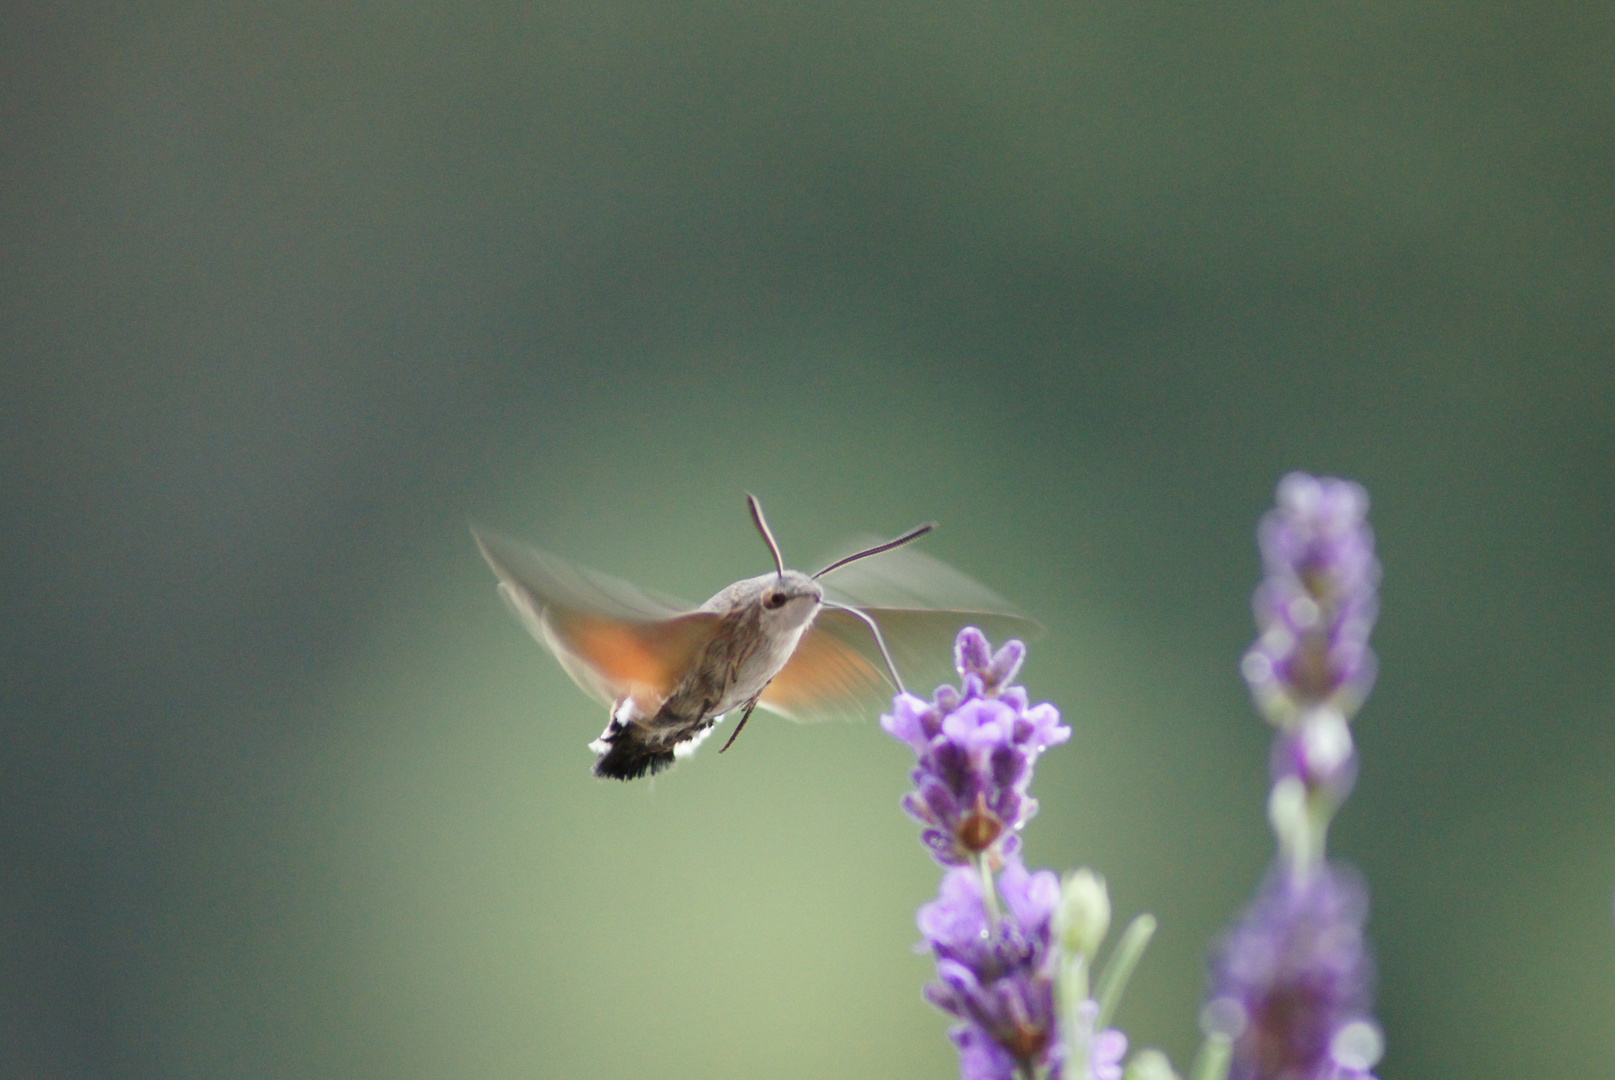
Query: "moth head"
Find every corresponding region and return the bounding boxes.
[743,494,820,630]
[757,569,823,632]
[741,492,933,646]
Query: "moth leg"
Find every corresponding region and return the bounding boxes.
[718,696,761,754]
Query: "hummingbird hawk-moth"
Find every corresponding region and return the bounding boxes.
[474,495,1032,780]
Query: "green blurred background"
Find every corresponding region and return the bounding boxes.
[3,1,1613,1076]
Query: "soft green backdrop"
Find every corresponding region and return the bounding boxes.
[3,1,1612,1077]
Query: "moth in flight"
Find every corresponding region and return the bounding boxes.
[474,496,1031,780]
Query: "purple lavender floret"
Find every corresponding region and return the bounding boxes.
[883,628,1070,866]
[1086,1020,1129,1080]
[1242,473,1380,727]
[920,858,1063,1080]
[1209,864,1377,1080]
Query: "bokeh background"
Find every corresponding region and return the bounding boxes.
[4,1,1613,1077]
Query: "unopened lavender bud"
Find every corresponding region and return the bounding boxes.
[983,638,1026,694]
[1124,1049,1183,1080]
[955,627,993,678]
[1056,868,1111,960]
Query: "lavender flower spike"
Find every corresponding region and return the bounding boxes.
[1208,864,1381,1080]
[1241,473,1380,731]
[920,856,1126,1080]
[883,628,1070,867]
[1240,474,1381,866]
[1204,475,1385,1080]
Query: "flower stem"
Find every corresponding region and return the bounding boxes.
[1187,1033,1232,1080]
[1060,957,1091,1080]
[976,853,1002,924]
[1094,913,1156,1031]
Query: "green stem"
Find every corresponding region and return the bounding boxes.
[1060,954,1090,1080]
[976,853,1002,924]
[1093,914,1157,1031]
[1187,1034,1232,1080]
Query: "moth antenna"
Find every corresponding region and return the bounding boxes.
[812,522,936,579]
[746,493,786,577]
[822,601,907,695]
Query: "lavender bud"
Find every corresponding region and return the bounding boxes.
[1055,868,1111,961]
[1123,1049,1183,1080]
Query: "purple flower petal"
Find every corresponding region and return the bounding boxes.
[951,1024,1019,1080]
[902,790,940,827]
[998,858,1061,934]
[919,866,989,946]
[1090,1028,1128,1080]
[919,776,963,823]
[881,693,941,753]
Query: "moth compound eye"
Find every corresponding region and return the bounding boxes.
[764,592,787,610]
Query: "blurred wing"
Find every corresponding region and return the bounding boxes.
[758,611,893,723]
[816,538,1041,701]
[473,527,721,713]
[817,537,1023,615]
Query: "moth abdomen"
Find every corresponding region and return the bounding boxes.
[590,712,718,780]
[591,733,677,780]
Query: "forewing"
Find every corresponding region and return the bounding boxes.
[757,612,893,723]
[474,527,721,712]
